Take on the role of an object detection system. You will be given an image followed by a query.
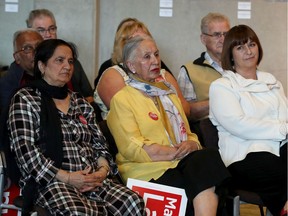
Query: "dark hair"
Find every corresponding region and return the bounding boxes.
[34,39,78,79]
[221,25,263,72]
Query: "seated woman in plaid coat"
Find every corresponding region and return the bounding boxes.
[7,38,145,216]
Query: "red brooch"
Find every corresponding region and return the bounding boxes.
[149,112,158,120]
[79,115,88,125]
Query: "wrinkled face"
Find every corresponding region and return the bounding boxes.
[128,39,161,82]
[31,15,57,40]
[39,45,74,87]
[201,21,230,62]
[13,32,43,74]
[232,39,259,71]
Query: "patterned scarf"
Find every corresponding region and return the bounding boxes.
[128,75,187,145]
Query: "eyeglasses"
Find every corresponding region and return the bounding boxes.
[203,32,227,39]
[36,26,57,35]
[13,45,35,55]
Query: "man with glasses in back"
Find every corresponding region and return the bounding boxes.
[26,9,94,103]
[177,12,230,147]
[0,29,43,111]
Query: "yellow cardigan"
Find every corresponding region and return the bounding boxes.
[107,85,199,184]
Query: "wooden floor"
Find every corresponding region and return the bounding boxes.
[240,204,267,216]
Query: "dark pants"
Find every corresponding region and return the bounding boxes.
[150,148,231,216]
[228,144,287,216]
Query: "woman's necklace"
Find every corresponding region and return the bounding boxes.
[151,95,160,110]
[143,92,160,110]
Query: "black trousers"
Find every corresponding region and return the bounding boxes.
[228,144,287,216]
[150,148,231,216]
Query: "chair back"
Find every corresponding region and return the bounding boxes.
[90,101,103,123]
[98,120,118,159]
[199,118,219,149]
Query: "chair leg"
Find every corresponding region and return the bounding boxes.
[232,195,240,216]
[259,205,265,216]
[266,208,273,216]
[0,166,4,215]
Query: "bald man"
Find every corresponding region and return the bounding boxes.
[0,29,43,110]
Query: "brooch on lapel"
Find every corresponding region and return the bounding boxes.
[79,115,88,125]
[148,112,158,120]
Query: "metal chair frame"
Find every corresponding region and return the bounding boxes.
[0,152,21,215]
[0,152,52,216]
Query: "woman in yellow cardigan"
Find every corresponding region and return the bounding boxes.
[107,35,230,216]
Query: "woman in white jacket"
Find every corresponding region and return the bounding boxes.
[209,25,287,216]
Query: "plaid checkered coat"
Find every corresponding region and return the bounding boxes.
[8,87,145,215]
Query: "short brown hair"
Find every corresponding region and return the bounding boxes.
[221,25,263,72]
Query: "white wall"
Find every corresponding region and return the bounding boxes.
[34,0,97,87]
[0,0,287,93]
[0,0,97,88]
[0,0,34,67]
[98,0,287,93]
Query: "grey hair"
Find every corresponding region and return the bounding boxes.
[26,9,56,28]
[122,35,154,73]
[13,28,41,52]
[201,12,230,33]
